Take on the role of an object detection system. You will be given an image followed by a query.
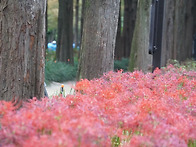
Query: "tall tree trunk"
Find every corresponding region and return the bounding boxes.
[114,0,123,60]
[193,0,196,35]
[80,0,85,49]
[192,0,196,60]
[56,0,74,65]
[0,0,46,101]
[77,0,85,63]
[75,0,79,48]
[78,0,120,80]
[129,0,152,72]
[46,0,48,48]
[161,0,193,66]
[122,0,138,58]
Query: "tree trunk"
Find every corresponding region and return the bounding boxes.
[56,0,74,65]
[75,0,79,48]
[46,1,48,47]
[193,0,196,35]
[114,0,123,60]
[161,0,193,66]
[0,0,46,101]
[122,0,138,58]
[129,0,152,72]
[78,0,120,80]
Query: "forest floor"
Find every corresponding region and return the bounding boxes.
[46,81,76,98]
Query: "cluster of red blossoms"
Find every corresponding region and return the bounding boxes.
[0,65,196,147]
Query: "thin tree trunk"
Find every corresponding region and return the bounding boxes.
[122,0,137,58]
[0,0,46,101]
[56,0,74,65]
[78,0,120,80]
[77,0,85,63]
[46,0,48,48]
[80,0,85,49]
[75,0,79,48]
[115,0,123,60]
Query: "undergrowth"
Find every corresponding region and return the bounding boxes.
[45,61,77,85]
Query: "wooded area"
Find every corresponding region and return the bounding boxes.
[0,0,196,101]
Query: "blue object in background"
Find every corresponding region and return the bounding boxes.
[73,43,80,50]
[48,41,80,51]
[47,41,57,51]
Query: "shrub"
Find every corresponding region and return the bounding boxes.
[45,61,77,84]
[114,58,129,71]
[45,58,129,84]
[167,59,196,71]
[46,50,56,61]
[0,65,196,146]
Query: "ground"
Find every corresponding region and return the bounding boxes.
[46,81,75,97]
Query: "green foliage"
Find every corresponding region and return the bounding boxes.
[46,50,56,61]
[48,0,58,31]
[188,139,196,147]
[111,136,121,147]
[45,49,78,84]
[114,58,129,71]
[45,54,129,83]
[167,59,196,71]
[45,61,77,84]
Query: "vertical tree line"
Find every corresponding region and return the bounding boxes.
[1,0,196,101]
[161,0,194,66]
[114,0,138,60]
[129,0,196,72]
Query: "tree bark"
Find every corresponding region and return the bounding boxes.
[46,0,48,47]
[122,0,138,58]
[78,0,120,80]
[114,0,123,60]
[161,0,193,66]
[193,0,196,35]
[0,0,46,101]
[75,0,79,48]
[56,0,74,65]
[129,0,152,72]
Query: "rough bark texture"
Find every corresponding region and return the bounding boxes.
[122,0,137,58]
[161,0,193,66]
[78,0,120,80]
[114,0,123,60]
[129,0,152,72]
[56,0,73,64]
[0,0,46,101]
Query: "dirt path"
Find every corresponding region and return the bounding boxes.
[46,81,76,97]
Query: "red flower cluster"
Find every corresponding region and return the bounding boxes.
[0,65,196,147]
